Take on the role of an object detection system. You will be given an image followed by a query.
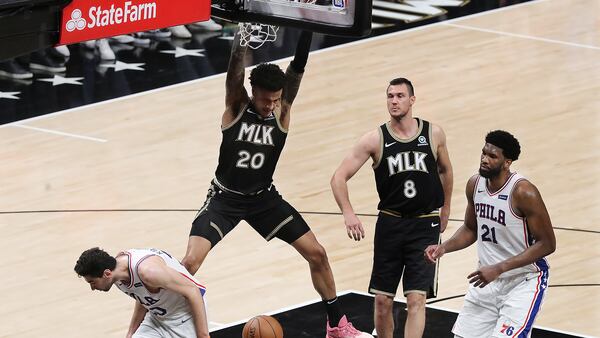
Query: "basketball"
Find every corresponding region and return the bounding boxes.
[242,315,283,338]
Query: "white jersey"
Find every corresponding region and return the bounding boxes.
[115,248,206,321]
[473,173,549,278]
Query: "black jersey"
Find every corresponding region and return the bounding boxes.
[372,118,444,216]
[214,103,287,194]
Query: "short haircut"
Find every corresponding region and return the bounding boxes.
[485,130,521,161]
[249,63,286,92]
[388,77,414,96]
[74,247,116,278]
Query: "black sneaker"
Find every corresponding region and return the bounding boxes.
[0,60,34,79]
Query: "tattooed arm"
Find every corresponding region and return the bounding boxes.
[223,31,250,127]
[280,30,313,130]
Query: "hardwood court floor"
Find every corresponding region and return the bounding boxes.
[1,0,598,337]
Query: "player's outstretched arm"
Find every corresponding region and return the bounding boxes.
[224,29,250,127]
[425,175,477,263]
[138,257,210,338]
[432,123,453,233]
[331,129,379,241]
[125,300,148,338]
[280,30,313,129]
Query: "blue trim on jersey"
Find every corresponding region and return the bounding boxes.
[534,257,549,271]
[517,270,548,338]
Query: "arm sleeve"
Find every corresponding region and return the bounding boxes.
[289,30,313,74]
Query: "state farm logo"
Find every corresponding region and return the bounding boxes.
[66,9,86,32]
[65,1,157,32]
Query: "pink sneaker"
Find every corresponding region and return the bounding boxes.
[326,315,373,338]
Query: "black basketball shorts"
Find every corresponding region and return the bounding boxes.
[368,212,440,298]
[189,182,311,248]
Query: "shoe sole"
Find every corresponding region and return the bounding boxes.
[0,70,33,79]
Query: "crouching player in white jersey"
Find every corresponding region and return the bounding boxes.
[425,130,556,338]
[75,247,209,338]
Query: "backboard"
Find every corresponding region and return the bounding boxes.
[211,0,372,37]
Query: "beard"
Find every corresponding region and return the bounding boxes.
[100,284,113,292]
[390,109,408,119]
[479,165,502,178]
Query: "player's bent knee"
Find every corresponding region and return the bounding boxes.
[374,294,394,313]
[307,243,328,266]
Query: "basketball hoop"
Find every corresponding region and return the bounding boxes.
[238,22,279,50]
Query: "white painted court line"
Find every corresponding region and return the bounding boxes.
[443,22,600,51]
[0,0,556,129]
[209,321,225,329]
[13,124,107,143]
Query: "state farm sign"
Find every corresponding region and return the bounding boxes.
[59,0,210,44]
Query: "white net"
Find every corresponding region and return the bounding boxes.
[238,22,279,50]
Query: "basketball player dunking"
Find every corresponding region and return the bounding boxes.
[425,130,556,338]
[181,28,371,338]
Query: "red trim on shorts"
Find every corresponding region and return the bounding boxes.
[512,271,542,337]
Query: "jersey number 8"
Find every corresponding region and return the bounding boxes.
[404,179,417,198]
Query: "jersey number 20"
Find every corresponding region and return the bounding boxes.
[237,150,265,169]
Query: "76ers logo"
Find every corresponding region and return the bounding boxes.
[500,323,515,336]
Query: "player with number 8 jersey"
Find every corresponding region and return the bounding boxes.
[331,77,453,338]
[373,118,444,216]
